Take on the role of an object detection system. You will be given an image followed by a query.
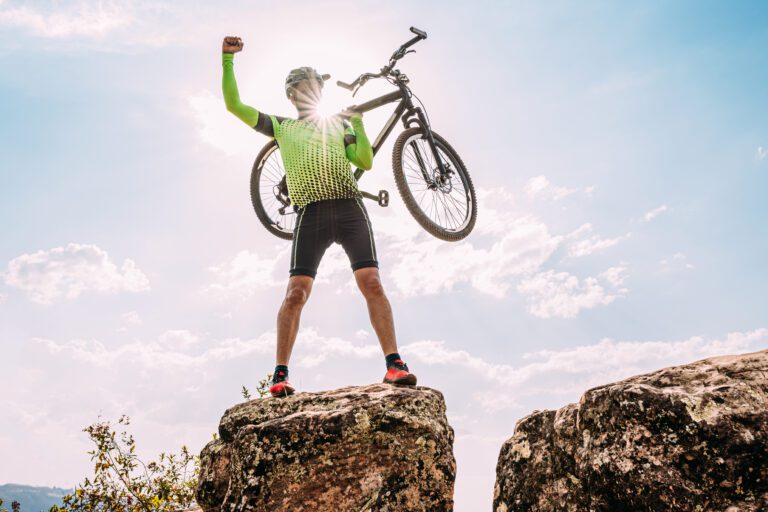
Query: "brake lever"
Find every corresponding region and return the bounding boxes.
[352,75,371,97]
[392,47,417,62]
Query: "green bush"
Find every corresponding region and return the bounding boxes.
[0,498,21,512]
[40,375,273,512]
[47,415,198,512]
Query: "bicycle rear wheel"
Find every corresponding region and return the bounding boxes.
[391,127,477,241]
[250,140,295,240]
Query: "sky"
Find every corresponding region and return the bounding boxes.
[1,0,767,509]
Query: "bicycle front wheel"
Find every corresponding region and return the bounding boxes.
[392,127,477,241]
[250,140,296,240]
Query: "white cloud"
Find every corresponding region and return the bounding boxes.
[757,146,767,161]
[472,392,521,413]
[660,252,694,270]
[122,311,142,325]
[33,326,380,371]
[34,330,273,369]
[517,269,624,319]
[402,328,768,397]
[0,292,6,304]
[203,244,354,301]
[203,187,624,303]
[565,223,592,239]
[524,175,577,201]
[116,310,142,332]
[0,399,49,427]
[515,329,768,389]
[643,204,669,221]
[33,325,768,409]
[566,224,631,257]
[204,247,287,300]
[292,330,380,368]
[403,339,517,381]
[0,1,132,38]
[187,90,261,157]
[0,0,182,49]
[373,187,562,299]
[384,215,561,299]
[2,243,150,304]
[157,329,200,350]
[599,264,629,288]
[202,188,562,301]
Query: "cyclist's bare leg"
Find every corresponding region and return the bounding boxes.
[353,267,397,356]
[276,275,314,365]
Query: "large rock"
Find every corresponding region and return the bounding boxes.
[197,383,455,511]
[494,349,768,511]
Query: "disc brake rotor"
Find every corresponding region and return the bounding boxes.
[431,167,454,194]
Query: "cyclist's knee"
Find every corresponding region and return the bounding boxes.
[359,275,385,298]
[284,285,310,308]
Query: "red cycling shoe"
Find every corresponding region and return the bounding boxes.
[383,359,417,386]
[269,380,295,397]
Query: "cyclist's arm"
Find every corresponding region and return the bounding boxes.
[222,52,275,137]
[344,115,374,170]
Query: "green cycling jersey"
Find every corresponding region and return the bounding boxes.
[222,52,374,209]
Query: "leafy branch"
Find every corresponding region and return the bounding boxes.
[48,415,199,512]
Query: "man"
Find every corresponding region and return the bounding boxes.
[221,36,417,398]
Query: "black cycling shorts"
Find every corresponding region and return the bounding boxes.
[289,197,379,278]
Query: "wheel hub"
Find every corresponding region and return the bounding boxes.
[431,168,454,193]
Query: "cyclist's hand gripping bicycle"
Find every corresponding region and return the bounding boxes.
[250,26,477,242]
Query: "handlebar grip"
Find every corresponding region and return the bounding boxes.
[410,26,427,39]
[337,80,354,90]
[339,105,360,118]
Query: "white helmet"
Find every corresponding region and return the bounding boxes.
[285,66,331,99]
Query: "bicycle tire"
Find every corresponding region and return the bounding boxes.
[391,127,477,241]
[250,140,295,240]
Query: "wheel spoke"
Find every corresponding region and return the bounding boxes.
[444,191,467,225]
[438,195,449,228]
[443,194,457,229]
[396,131,477,235]
[404,152,427,180]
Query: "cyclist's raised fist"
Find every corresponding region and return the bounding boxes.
[222,36,244,53]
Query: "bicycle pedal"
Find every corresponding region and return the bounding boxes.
[378,190,389,207]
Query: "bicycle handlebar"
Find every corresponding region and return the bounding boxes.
[337,80,354,90]
[337,26,427,94]
[393,27,427,58]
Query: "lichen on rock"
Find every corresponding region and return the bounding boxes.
[197,383,456,511]
[494,349,768,511]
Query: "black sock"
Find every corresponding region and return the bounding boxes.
[273,365,289,383]
[385,352,405,370]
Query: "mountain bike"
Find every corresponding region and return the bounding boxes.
[250,26,477,242]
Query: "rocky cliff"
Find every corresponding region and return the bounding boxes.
[197,383,455,511]
[494,349,768,512]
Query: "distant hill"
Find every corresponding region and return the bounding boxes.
[0,484,70,512]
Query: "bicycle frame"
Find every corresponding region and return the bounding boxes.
[347,83,449,184]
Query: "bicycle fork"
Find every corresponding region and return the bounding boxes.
[403,106,451,188]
